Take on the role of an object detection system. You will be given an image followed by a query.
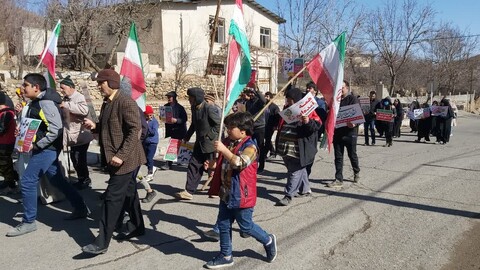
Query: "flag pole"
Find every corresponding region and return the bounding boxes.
[253,63,309,121]
[218,35,233,141]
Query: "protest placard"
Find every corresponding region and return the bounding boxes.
[177,142,194,164]
[376,109,394,122]
[279,92,318,124]
[335,103,365,128]
[159,106,166,121]
[159,106,173,122]
[15,118,42,152]
[163,139,181,162]
[408,108,430,120]
[430,106,449,117]
[358,97,370,114]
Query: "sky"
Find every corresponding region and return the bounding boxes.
[256,0,480,34]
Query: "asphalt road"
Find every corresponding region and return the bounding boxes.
[1,111,479,270]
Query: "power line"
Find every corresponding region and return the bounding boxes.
[351,34,480,42]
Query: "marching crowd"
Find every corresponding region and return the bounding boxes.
[0,69,457,268]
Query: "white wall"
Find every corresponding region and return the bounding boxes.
[161,1,280,90]
[22,27,48,56]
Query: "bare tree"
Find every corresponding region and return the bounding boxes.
[365,0,435,95]
[427,22,478,95]
[46,0,159,71]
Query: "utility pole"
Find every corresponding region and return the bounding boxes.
[205,0,222,77]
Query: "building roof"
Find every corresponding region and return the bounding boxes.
[155,0,286,24]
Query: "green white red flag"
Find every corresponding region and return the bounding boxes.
[223,0,252,114]
[39,20,61,88]
[306,33,346,151]
[120,23,146,111]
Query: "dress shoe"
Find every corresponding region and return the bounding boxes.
[114,229,145,241]
[82,244,107,255]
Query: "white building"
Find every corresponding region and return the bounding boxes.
[97,0,285,93]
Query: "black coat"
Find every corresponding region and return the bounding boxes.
[164,102,187,139]
[184,101,221,154]
[334,94,359,140]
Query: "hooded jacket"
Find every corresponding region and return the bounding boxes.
[27,88,64,151]
[185,88,221,154]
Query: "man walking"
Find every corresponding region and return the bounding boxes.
[6,73,89,237]
[363,90,378,146]
[175,87,221,200]
[82,69,145,255]
[162,91,187,170]
[328,81,360,188]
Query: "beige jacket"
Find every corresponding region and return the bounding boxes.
[62,90,93,146]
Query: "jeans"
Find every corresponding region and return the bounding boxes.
[364,120,376,145]
[143,143,158,174]
[217,201,270,257]
[70,143,90,180]
[21,149,85,223]
[333,134,360,181]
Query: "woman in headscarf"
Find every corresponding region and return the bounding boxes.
[415,102,432,143]
[435,99,454,144]
[376,97,396,147]
[393,99,403,138]
[408,100,420,133]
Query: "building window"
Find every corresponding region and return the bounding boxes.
[209,16,225,44]
[260,27,271,48]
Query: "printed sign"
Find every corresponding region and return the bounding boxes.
[376,109,394,122]
[159,106,166,120]
[335,103,365,128]
[408,108,430,120]
[279,92,318,124]
[163,139,181,162]
[177,142,194,164]
[293,58,304,78]
[283,58,294,78]
[159,106,173,122]
[358,97,370,114]
[15,118,42,152]
[430,106,449,117]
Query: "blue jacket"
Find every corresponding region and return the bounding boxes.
[144,117,159,145]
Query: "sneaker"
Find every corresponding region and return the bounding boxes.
[295,190,312,197]
[204,229,220,242]
[371,143,375,146]
[204,254,234,269]
[275,196,291,206]
[354,173,360,183]
[6,222,37,237]
[327,180,343,188]
[144,174,154,182]
[141,190,157,203]
[264,234,277,263]
[175,190,193,200]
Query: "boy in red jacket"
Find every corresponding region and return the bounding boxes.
[205,112,277,269]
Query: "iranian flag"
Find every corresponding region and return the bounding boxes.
[39,20,61,88]
[306,32,346,151]
[223,0,252,114]
[120,23,146,111]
